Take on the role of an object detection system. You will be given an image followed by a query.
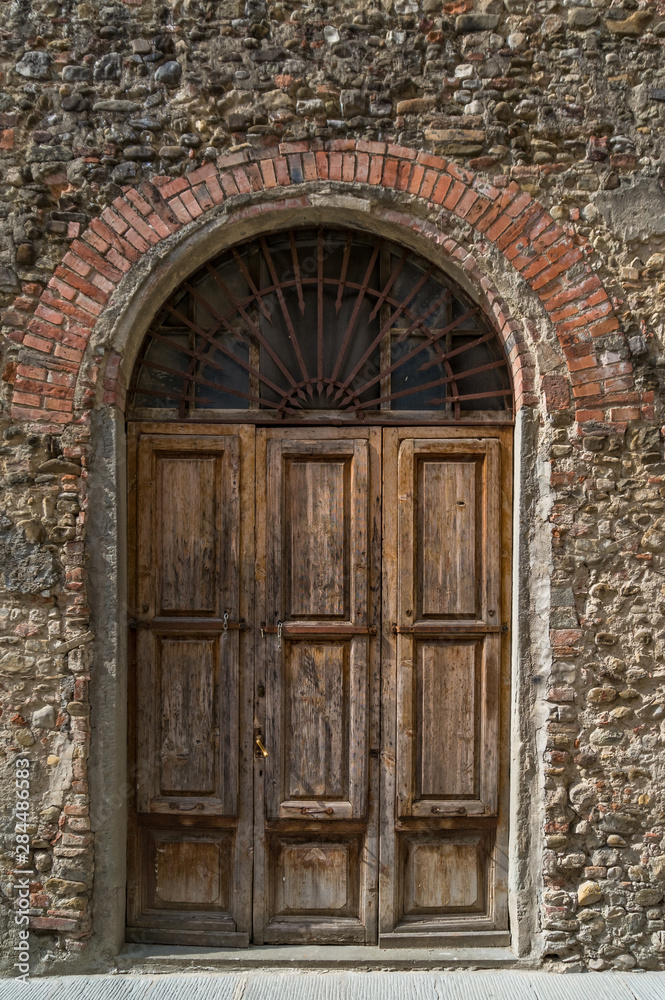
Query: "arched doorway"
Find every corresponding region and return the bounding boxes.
[125,227,513,948]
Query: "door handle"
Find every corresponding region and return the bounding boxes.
[255,734,269,758]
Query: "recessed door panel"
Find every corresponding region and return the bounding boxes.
[418,458,479,619]
[285,641,348,801]
[285,458,349,619]
[417,639,479,801]
[157,454,219,616]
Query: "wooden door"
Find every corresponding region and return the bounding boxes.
[126,425,255,946]
[253,428,382,944]
[379,428,511,947]
[127,422,510,948]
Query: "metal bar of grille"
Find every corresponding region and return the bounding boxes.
[260,236,311,391]
[334,234,353,314]
[232,247,272,320]
[317,230,324,392]
[289,230,305,315]
[200,268,302,399]
[328,239,382,392]
[342,308,478,404]
[367,248,409,322]
[163,303,290,401]
[351,358,509,410]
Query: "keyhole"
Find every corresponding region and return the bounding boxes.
[457,500,465,507]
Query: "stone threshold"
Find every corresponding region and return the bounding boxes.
[115,942,524,971]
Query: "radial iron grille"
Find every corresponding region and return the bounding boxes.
[129,228,513,421]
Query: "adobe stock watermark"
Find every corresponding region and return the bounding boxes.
[13,756,32,982]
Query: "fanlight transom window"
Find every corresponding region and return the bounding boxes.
[129,228,513,422]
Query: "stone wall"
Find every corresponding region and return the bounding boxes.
[0,0,664,976]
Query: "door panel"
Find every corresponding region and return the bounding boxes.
[254,429,381,944]
[380,427,511,947]
[127,426,255,947]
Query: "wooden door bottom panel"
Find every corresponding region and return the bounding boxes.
[263,918,367,945]
[126,928,250,948]
[379,929,510,949]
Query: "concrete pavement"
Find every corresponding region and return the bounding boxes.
[1,972,665,1000]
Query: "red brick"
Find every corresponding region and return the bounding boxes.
[104,249,132,275]
[407,164,425,194]
[113,199,161,245]
[280,139,310,155]
[541,375,571,412]
[315,152,329,180]
[588,316,620,337]
[419,169,439,199]
[217,150,250,169]
[13,390,42,407]
[30,916,77,931]
[168,196,193,225]
[54,343,83,363]
[192,183,214,212]
[274,157,290,186]
[568,354,597,373]
[329,151,342,180]
[382,157,399,187]
[505,189,531,219]
[122,227,150,253]
[356,153,369,183]
[541,275,603,310]
[260,157,277,188]
[205,174,225,204]
[550,629,583,646]
[357,140,387,155]
[186,161,218,185]
[465,195,491,225]
[231,166,251,195]
[300,153,316,182]
[397,159,412,190]
[368,155,383,185]
[62,251,91,278]
[431,174,453,204]
[88,218,140,263]
[453,188,479,219]
[342,153,356,182]
[572,381,601,398]
[158,175,190,199]
[22,332,54,354]
[388,143,417,160]
[416,150,448,171]
[529,250,584,291]
[326,138,355,152]
[180,188,204,218]
[610,407,640,421]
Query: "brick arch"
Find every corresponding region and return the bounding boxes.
[5,139,641,429]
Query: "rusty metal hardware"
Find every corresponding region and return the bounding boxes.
[129,618,248,632]
[283,805,335,815]
[392,622,505,635]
